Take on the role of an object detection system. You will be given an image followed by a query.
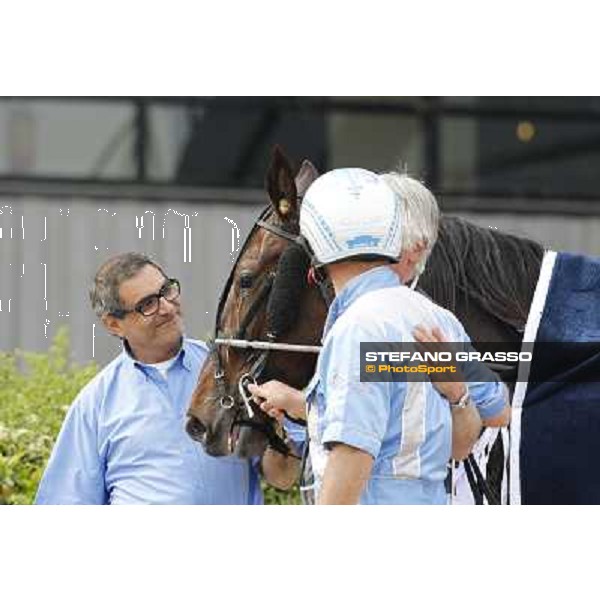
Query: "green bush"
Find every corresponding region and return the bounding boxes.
[0,328,98,504]
[263,482,301,505]
[0,329,300,504]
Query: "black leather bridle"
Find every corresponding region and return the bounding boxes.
[208,205,332,457]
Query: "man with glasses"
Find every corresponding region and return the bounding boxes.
[35,252,263,504]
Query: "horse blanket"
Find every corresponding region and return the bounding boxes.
[510,251,600,504]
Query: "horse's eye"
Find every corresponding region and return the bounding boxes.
[239,271,254,289]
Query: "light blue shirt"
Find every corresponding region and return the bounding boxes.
[306,266,506,505]
[35,339,263,505]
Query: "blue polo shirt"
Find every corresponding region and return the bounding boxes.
[306,266,506,504]
[35,339,262,505]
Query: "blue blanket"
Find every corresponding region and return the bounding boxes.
[512,252,600,504]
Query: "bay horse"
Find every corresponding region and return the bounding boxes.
[186,148,544,496]
[186,149,328,458]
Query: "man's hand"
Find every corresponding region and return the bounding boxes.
[412,324,467,403]
[248,380,306,423]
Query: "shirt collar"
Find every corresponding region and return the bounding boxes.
[323,265,401,338]
[122,337,192,373]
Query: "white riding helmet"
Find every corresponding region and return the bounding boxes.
[300,168,402,266]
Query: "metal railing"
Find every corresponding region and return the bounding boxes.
[2,96,600,205]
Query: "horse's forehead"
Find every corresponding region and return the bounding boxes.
[239,230,285,270]
[260,235,287,264]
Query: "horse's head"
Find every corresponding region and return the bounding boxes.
[187,148,328,457]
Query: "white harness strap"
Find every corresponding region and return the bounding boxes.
[215,338,321,354]
[452,427,507,504]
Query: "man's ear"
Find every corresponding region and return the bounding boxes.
[394,242,428,282]
[102,314,125,338]
[406,242,428,265]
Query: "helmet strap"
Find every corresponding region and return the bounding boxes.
[409,260,426,290]
[307,265,326,287]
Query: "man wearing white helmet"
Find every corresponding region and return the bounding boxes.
[251,168,507,504]
[381,172,511,504]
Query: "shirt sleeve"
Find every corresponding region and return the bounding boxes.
[283,417,306,456]
[35,388,107,505]
[467,379,509,420]
[451,321,509,420]
[320,324,391,459]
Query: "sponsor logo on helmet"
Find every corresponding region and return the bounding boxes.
[346,235,381,249]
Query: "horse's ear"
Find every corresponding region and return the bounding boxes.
[266,146,299,222]
[295,159,320,199]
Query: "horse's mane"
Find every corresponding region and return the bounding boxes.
[422,216,545,329]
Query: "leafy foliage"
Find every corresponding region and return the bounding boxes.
[263,481,301,505]
[0,328,97,504]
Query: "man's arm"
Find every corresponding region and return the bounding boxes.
[248,381,306,490]
[35,390,107,505]
[481,404,511,428]
[446,387,483,461]
[451,332,511,428]
[315,322,389,505]
[318,443,374,505]
[478,378,511,427]
[413,326,483,460]
[260,447,301,490]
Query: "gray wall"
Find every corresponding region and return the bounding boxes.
[1,192,599,367]
[0,195,262,366]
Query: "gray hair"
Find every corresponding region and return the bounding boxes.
[380,172,440,262]
[89,252,165,318]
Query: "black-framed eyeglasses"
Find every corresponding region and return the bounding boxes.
[112,278,181,318]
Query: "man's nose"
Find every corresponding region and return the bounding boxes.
[157,295,177,314]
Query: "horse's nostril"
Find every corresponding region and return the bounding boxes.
[186,415,207,442]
